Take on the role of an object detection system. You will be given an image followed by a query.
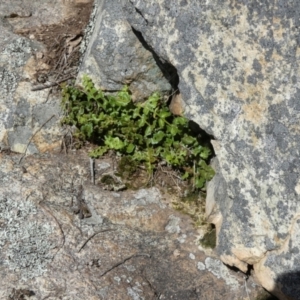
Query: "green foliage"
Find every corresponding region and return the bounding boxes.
[61,75,214,189]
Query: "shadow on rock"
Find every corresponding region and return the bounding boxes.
[272,270,300,300]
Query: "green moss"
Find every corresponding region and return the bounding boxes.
[181,189,200,203]
[117,156,138,178]
[172,190,208,229]
[100,174,116,185]
[199,225,216,249]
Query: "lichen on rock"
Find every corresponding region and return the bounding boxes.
[0,195,54,279]
[98,0,300,297]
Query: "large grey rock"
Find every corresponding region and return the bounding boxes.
[87,0,300,298]
[78,0,174,101]
[0,151,264,299]
[0,28,59,154]
[0,0,93,154]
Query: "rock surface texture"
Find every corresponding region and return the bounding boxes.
[0,0,93,154]
[0,151,262,300]
[78,0,177,101]
[0,0,259,299]
[82,0,300,299]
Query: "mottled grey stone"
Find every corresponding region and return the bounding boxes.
[0,0,74,154]
[78,0,172,101]
[96,0,300,297]
[0,152,264,300]
[2,200,54,279]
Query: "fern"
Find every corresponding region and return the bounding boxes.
[61,75,214,189]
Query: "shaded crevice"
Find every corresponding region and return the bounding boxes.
[246,264,253,278]
[131,27,215,163]
[134,7,148,25]
[200,224,216,249]
[224,264,278,299]
[189,120,215,158]
[224,262,253,276]
[224,264,243,274]
[131,26,179,91]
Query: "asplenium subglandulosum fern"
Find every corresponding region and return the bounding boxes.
[61,75,214,189]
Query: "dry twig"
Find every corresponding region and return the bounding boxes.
[99,253,151,278]
[78,228,116,253]
[31,76,74,91]
[38,201,65,253]
[18,114,56,164]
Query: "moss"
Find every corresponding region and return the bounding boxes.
[117,156,138,178]
[199,225,216,249]
[172,189,208,229]
[100,174,116,185]
[181,189,200,203]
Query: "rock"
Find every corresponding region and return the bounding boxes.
[1,0,297,298]
[0,0,93,155]
[0,151,264,299]
[87,0,300,298]
[77,0,174,101]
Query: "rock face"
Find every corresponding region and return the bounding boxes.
[0,151,262,299]
[85,0,300,298]
[2,0,299,298]
[78,0,176,101]
[0,0,93,154]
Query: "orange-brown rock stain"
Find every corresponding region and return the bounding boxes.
[242,100,267,126]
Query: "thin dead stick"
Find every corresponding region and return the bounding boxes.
[90,157,95,184]
[53,52,65,71]
[78,228,116,253]
[52,68,76,78]
[168,88,179,99]
[39,201,65,252]
[66,47,79,62]
[31,75,74,91]
[99,253,151,278]
[60,52,68,69]
[51,69,66,77]
[158,165,181,189]
[43,87,52,103]
[158,165,182,181]
[53,45,68,71]
[18,114,56,164]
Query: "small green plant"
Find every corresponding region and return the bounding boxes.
[61,75,214,189]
